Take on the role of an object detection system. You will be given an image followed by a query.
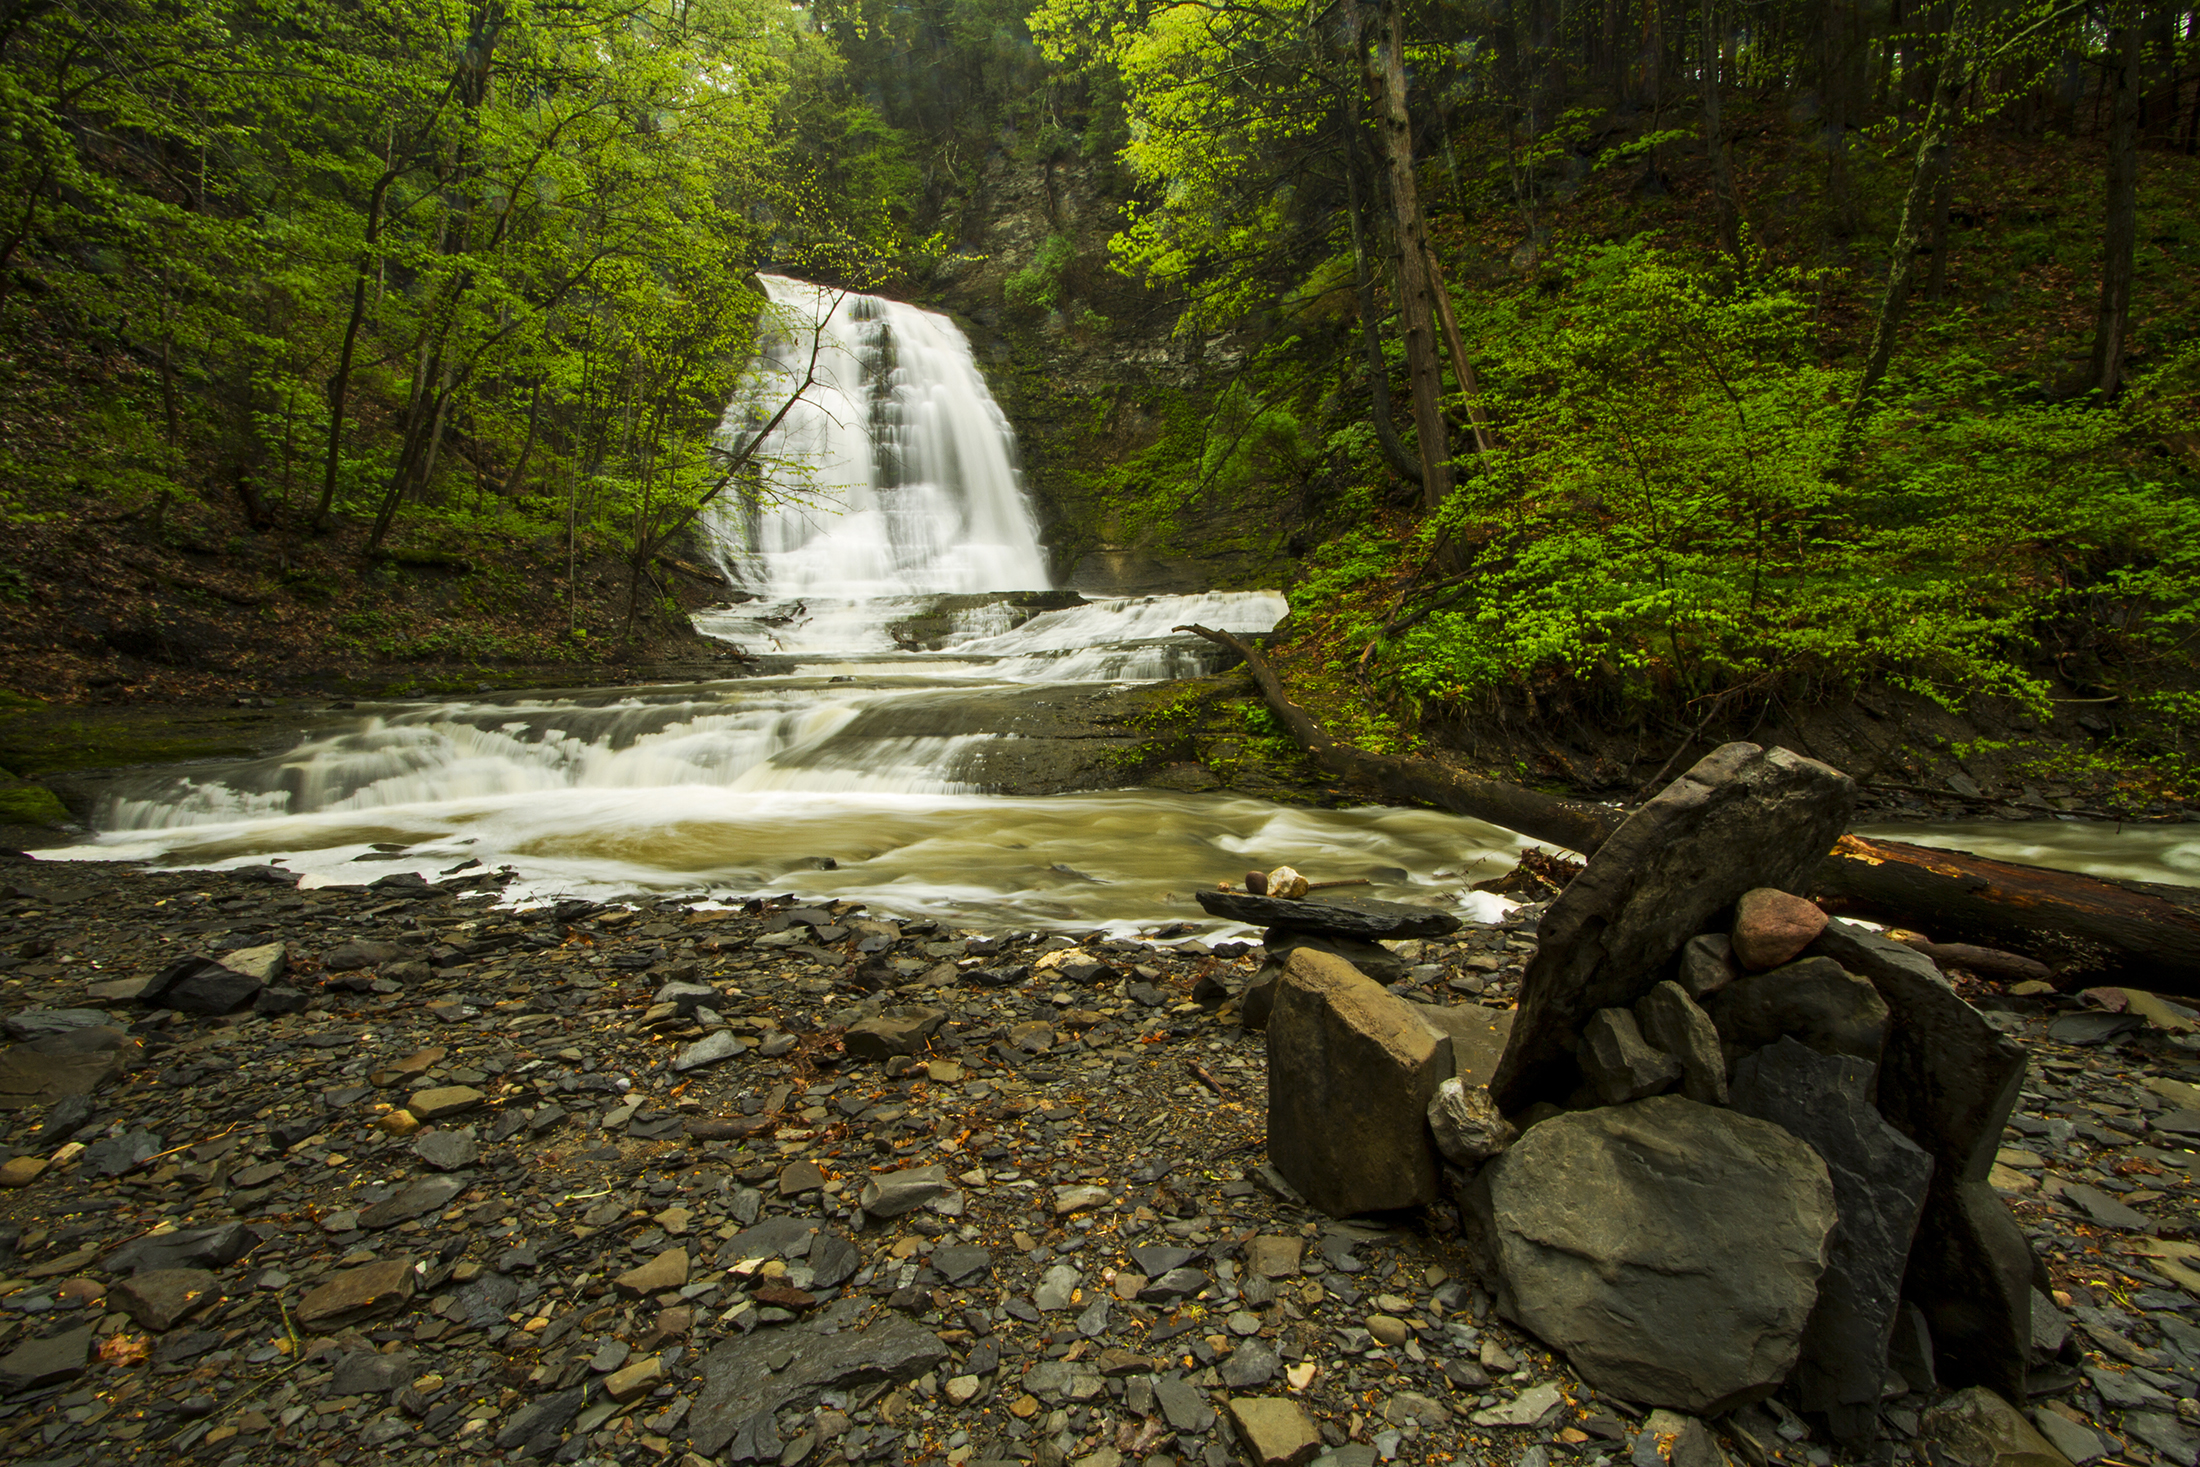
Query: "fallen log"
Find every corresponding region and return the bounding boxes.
[1179,623,2200,996]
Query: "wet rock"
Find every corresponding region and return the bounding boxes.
[111,1268,218,1331]
[1633,982,1728,1105]
[844,1006,944,1059]
[1493,743,1856,1112]
[1730,889,1828,972]
[1580,1008,1681,1104]
[1811,919,2034,1397]
[1921,1387,2074,1467]
[688,1315,948,1460]
[1463,1094,1836,1414]
[1427,1078,1516,1166]
[1704,956,1890,1064]
[1196,889,1461,940]
[1266,948,1450,1215]
[1729,1038,1931,1423]
[296,1257,417,1332]
[1227,1395,1321,1465]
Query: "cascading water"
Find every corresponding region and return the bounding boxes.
[706,276,1050,598]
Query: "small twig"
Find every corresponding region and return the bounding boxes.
[1187,1061,1230,1097]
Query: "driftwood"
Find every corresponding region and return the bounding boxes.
[1179,623,2200,996]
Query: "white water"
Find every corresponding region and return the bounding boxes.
[706,276,1049,598]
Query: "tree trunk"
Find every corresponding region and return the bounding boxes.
[1179,622,2200,995]
[1419,244,1495,461]
[1371,0,1453,510]
[2089,11,2141,398]
[1700,0,1742,261]
[318,170,397,529]
[1341,95,1425,493]
[1847,12,1967,434]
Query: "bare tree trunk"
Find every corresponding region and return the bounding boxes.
[1371,0,1453,509]
[1342,92,1424,493]
[2089,11,2142,398]
[1700,0,1743,261]
[1419,244,1495,460]
[318,170,398,529]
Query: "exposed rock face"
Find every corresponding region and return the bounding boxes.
[1463,1094,1836,1415]
[1492,743,1857,1112]
[1266,949,1451,1215]
[1633,981,1728,1105]
[1811,919,2034,1398]
[1704,956,1891,1064]
[1731,1039,1932,1429]
[1731,888,1829,971]
[1416,1006,1514,1088]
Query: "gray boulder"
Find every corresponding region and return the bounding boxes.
[1731,1039,1932,1434]
[1677,933,1742,1000]
[1195,890,1461,940]
[1267,948,1451,1215]
[1416,1005,1514,1089]
[1262,930,1408,983]
[1811,919,2034,1398]
[1632,982,1727,1105]
[1491,743,1855,1112]
[1704,956,1890,1065]
[1462,1094,1836,1415]
[1579,1008,1680,1105]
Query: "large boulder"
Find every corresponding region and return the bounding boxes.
[1703,957,1890,1065]
[1633,981,1727,1105]
[1731,1039,1932,1437]
[1811,920,2035,1398]
[1491,744,1856,1112]
[1266,949,1451,1215]
[1462,1094,1836,1415]
[1579,1008,1680,1105]
[1416,1005,1514,1089]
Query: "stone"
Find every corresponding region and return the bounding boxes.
[254,986,311,1016]
[329,1347,414,1394]
[1,1009,110,1041]
[1427,1078,1516,1166]
[778,1161,825,1197]
[219,941,289,983]
[616,1248,689,1297]
[1226,1396,1322,1466]
[1703,956,1890,1064]
[1221,1340,1281,1388]
[2061,1184,2152,1232]
[1261,931,1408,984]
[1729,1039,1932,1416]
[858,1164,956,1219]
[1416,1005,1514,1088]
[1035,1264,1081,1311]
[1365,1315,1410,1347]
[296,1258,417,1332]
[1196,890,1461,940]
[1811,919,2034,1399]
[688,1315,948,1459]
[1265,866,1310,900]
[843,1006,944,1060]
[0,1156,45,1187]
[672,1032,742,1071]
[0,1324,92,1391]
[405,1085,485,1120]
[1053,1184,1109,1215]
[1730,889,1828,971]
[495,1386,587,1452]
[1580,1008,1681,1105]
[0,1027,133,1109]
[2124,1412,2199,1467]
[1492,743,1856,1111]
[105,1221,254,1274]
[1247,1236,1303,1279]
[111,1268,218,1331]
[2029,1411,2106,1466]
[358,1175,465,1229]
[605,1355,664,1402]
[140,954,261,1015]
[1266,949,1450,1216]
[1921,1387,2075,1467]
[413,1129,478,1171]
[323,940,409,971]
[1632,981,1728,1105]
[1155,1376,1215,1430]
[1677,934,1741,1000]
[1463,1094,1837,1415]
[1470,1381,1566,1429]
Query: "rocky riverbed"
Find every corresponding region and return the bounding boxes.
[0,853,2192,1467]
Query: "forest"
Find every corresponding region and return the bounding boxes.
[0,0,2194,800]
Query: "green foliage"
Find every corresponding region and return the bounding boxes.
[1005,234,1078,312]
[1292,242,2200,718]
[0,784,69,826]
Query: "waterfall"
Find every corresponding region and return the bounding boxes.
[705,275,1051,597]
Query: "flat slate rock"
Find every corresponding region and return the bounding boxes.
[688,1315,948,1460]
[356,1175,466,1229]
[1194,890,1461,940]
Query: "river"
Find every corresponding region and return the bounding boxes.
[43,278,2200,931]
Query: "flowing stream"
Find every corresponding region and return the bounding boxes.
[47,280,2200,929]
